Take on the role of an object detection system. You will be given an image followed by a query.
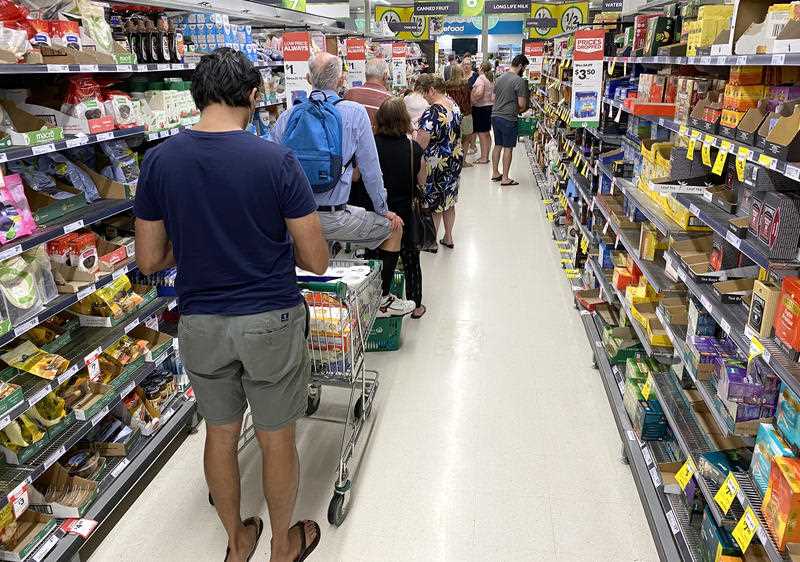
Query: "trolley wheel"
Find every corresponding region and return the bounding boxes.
[306,386,321,416]
[208,493,214,506]
[327,483,351,527]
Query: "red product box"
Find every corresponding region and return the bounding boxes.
[774,277,800,359]
[633,15,659,54]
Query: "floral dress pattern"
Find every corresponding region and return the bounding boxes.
[419,103,463,213]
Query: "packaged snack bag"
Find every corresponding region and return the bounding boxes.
[0,173,36,244]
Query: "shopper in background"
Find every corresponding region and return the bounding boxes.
[471,61,495,164]
[445,64,473,168]
[461,55,479,156]
[443,53,456,81]
[415,74,463,250]
[491,54,529,187]
[134,48,325,562]
[343,58,391,127]
[273,52,415,317]
[403,88,430,133]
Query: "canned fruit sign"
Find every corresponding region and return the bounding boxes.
[392,42,407,89]
[346,38,367,88]
[283,32,312,104]
[570,29,604,127]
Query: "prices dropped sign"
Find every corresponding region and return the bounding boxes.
[346,38,367,88]
[570,29,604,128]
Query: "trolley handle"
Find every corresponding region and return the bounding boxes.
[297,261,382,299]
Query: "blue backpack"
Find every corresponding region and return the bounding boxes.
[282,91,354,194]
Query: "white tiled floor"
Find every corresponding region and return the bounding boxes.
[90,147,659,562]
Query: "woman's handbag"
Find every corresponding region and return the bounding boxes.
[407,140,437,251]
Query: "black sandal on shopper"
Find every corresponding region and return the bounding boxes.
[291,520,321,562]
[411,305,427,319]
[491,175,503,181]
[439,239,454,249]
[501,179,519,186]
[224,516,264,562]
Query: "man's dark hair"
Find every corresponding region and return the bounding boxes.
[511,54,530,68]
[448,54,455,62]
[191,48,262,111]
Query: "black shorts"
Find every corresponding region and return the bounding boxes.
[473,105,492,133]
[492,116,518,148]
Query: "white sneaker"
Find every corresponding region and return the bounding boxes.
[378,294,415,317]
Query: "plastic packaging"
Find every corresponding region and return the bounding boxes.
[50,20,81,50]
[8,160,73,200]
[0,25,29,60]
[100,139,139,185]
[0,173,36,244]
[0,255,43,325]
[63,76,107,122]
[37,153,101,202]
[23,246,57,303]
[77,0,113,54]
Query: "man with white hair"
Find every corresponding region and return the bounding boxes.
[274,52,415,317]
[344,57,392,127]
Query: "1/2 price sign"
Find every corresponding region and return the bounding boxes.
[346,38,367,88]
[283,32,312,104]
[570,29,604,128]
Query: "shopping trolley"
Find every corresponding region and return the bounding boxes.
[211,259,382,527]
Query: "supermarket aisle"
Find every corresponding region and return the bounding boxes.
[91,147,658,562]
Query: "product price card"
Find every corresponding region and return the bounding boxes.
[345,38,367,88]
[282,32,312,104]
[687,138,697,161]
[569,30,604,127]
[675,458,696,491]
[712,147,728,176]
[701,139,712,166]
[641,374,653,401]
[735,155,747,182]
[61,518,98,539]
[714,472,740,514]
[391,43,407,89]
[757,153,778,170]
[732,506,760,552]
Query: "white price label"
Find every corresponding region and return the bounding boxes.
[736,56,747,65]
[145,316,159,331]
[112,266,127,280]
[79,64,99,72]
[618,380,625,395]
[146,133,158,142]
[58,364,79,385]
[642,446,653,466]
[171,63,183,70]
[64,219,84,234]
[84,347,102,366]
[30,143,55,155]
[157,64,170,70]
[161,407,174,422]
[700,295,713,313]
[110,458,130,478]
[169,128,179,136]
[9,484,27,518]
[725,231,742,249]
[700,56,711,64]
[116,64,132,72]
[124,318,140,334]
[44,445,66,469]
[121,381,135,398]
[13,317,38,337]
[0,415,10,430]
[720,318,731,334]
[666,510,680,535]
[773,54,786,65]
[159,130,170,138]
[0,245,21,261]
[65,137,88,148]
[172,338,179,352]
[96,132,114,142]
[46,64,69,72]
[650,466,662,487]
[787,165,800,181]
[29,385,51,406]
[716,56,726,65]
[626,430,637,442]
[77,284,95,300]
[168,300,177,311]
[87,359,100,381]
[91,405,109,426]
[31,534,58,562]
[757,523,768,544]
[678,267,687,282]
[703,190,714,202]
[689,204,701,216]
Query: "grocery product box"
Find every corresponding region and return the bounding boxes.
[0,100,63,148]
[748,280,781,338]
[763,456,800,549]
[752,423,794,495]
[775,277,800,360]
[28,463,98,518]
[0,511,57,561]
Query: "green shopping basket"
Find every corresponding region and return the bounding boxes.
[366,272,405,352]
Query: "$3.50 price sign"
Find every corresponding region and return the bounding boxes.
[570,29,604,128]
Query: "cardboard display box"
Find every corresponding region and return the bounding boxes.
[735,100,769,146]
[765,104,800,161]
[28,463,98,519]
[24,182,87,226]
[0,511,57,562]
[0,101,64,148]
[712,278,755,304]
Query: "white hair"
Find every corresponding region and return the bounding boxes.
[365,58,389,81]
[309,54,341,90]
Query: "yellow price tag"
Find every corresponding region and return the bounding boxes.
[738,146,752,159]
[546,211,555,223]
[641,375,653,400]
[703,134,715,145]
[580,237,589,254]
[0,504,12,531]
[608,60,616,75]
[758,267,768,282]
[712,148,728,176]
[560,258,572,264]
[749,336,766,361]
[731,507,760,553]
[720,140,733,152]
[687,139,697,161]
[736,156,746,182]
[758,153,777,170]
[675,458,696,491]
[701,141,712,166]
[574,153,580,165]
[543,198,552,205]
[582,161,590,176]
[679,125,689,136]
[714,472,740,514]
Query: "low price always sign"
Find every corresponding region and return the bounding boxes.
[283,32,312,103]
[570,29,604,128]
[346,37,367,88]
[392,43,407,89]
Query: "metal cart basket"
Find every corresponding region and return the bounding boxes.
[300,258,382,526]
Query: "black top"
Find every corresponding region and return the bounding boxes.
[349,134,423,220]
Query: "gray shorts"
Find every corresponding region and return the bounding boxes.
[178,302,310,431]
[319,205,391,250]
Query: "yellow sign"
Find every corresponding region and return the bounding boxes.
[0,504,12,531]
[580,237,588,254]
[714,472,740,514]
[641,375,653,400]
[712,148,728,176]
[687,139,697,161]
[749,336,766,361]
[736,156,746,182]
[731,507,760,552]
[608,60,616,75]
[528,2,589,39]
[757,153,777,169]
[675,458,695,491]
[374,6,429,41]
[701,141,712,166]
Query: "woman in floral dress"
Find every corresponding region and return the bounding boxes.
[414,74,464,251]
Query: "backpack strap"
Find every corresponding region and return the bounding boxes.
[330,97,355,171]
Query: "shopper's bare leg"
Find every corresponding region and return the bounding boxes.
[378,226,402,252]
[479,132,491,162]
[257,423,317,562]
[442,206,456,245]
[502,148,514,182]
[491,145,502,178]
[205,420,257,562]
[433,212,442,238]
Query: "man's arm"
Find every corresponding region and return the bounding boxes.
[286,213,328,274]
[517,95,528,113]
[271,109,289,144]
[352,107,388,215]
[135,219,175,275]
[516,77,529,113]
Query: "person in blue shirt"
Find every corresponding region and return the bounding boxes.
[273,52,415,318]
[134,48,326,562]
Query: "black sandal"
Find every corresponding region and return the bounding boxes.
[224,516,264,562]
[500,179,519,186]
[292,520,321,562]
[440,239,454,249]
[411,305,427,319]
[491,175,502,181]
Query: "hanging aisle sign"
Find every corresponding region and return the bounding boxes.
[283,31,312,104]
[346,38,367,88]
[524,40,544,81]
[570,29,604,128]
[414,0,459,15]
[486,0,530,13]
[528,2,587,39]
[392,42,408,89]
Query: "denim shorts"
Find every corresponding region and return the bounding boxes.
[492,116,519,148]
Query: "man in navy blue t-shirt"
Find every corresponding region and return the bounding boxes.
[134,48,327,562]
